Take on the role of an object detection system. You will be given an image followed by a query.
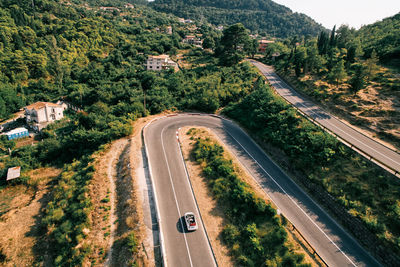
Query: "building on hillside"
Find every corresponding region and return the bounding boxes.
[183,35,203,46]
[155,26,173,35]
[24,102,67,131]
[3,127,29,140]
[146,55,178,72]
[100,6,121,12]
[272,52,281,60]
[124,3,134,9]
[177,18,193,24]
[258,40,275,53]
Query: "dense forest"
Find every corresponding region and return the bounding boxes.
[150,0,325,38]
[356,12,400,67]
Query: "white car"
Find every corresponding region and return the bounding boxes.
[184,212,198,231]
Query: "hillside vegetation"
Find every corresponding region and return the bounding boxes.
[357,12,400,68]
[150,0,325,38]
[1,0,399,265]
[224,77,400,261]
[0,1,261,264]
[265,19,400,148]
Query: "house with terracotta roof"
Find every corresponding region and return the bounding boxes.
[258,39,275,53]
[183,35,203,46]
[24,102,67,131]
[146,55,178,71]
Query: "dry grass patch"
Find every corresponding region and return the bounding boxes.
[0,167,61,266]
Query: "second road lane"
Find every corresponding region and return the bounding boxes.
[144,114,380,267]
[250,60,400,176]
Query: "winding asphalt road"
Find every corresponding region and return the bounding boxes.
[144,114,380,267]
[250,60,400,177]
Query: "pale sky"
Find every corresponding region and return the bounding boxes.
[272,0,400,29]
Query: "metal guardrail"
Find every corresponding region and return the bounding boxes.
[249,60,400,178]
[271,71,400,179]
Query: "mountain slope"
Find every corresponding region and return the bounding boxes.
[150,0,325,38]
[356,12,400,66]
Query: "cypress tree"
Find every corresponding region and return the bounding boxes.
[329,25,337,47]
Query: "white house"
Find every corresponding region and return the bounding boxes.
[24,102,67,131]
[146,55,178,71]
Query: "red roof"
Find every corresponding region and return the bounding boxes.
[25,102,61,110]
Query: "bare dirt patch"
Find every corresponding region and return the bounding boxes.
[86,112,174,266]
[179,126,321,267]
[85,138,129,266]
[0,167,61,266]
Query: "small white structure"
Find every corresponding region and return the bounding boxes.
[146,55,178,71]
[24,102,67,131]
[178,18,193,24]
[4,127,29,140]
[100,6,121,12]
[7,166,21,181]
[124,3,134,9]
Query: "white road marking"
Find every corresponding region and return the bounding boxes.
[225,130,357,266]
[258,63,400,170]
[176,130,218,267]
[161,127,193,267]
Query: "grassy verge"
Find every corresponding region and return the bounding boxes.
[188,129,310,266]
[42,158,94,266]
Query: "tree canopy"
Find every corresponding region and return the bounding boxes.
[150,0,325,38]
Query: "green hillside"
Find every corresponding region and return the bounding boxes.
[150,0,325,38]
[356,12,400,68]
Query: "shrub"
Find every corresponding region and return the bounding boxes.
[191,136,307,266]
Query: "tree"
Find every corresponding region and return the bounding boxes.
[294,46,307,76]
[306,42,325,74]
[203,36,215,50]
[349,63,367,94]
[245,38,259,58]
[217,23,250,66]
[329,25,337,48]
[336,25,354,48]
[328,59,347,87]
[317,31,329,55]
[365,50,380,80]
